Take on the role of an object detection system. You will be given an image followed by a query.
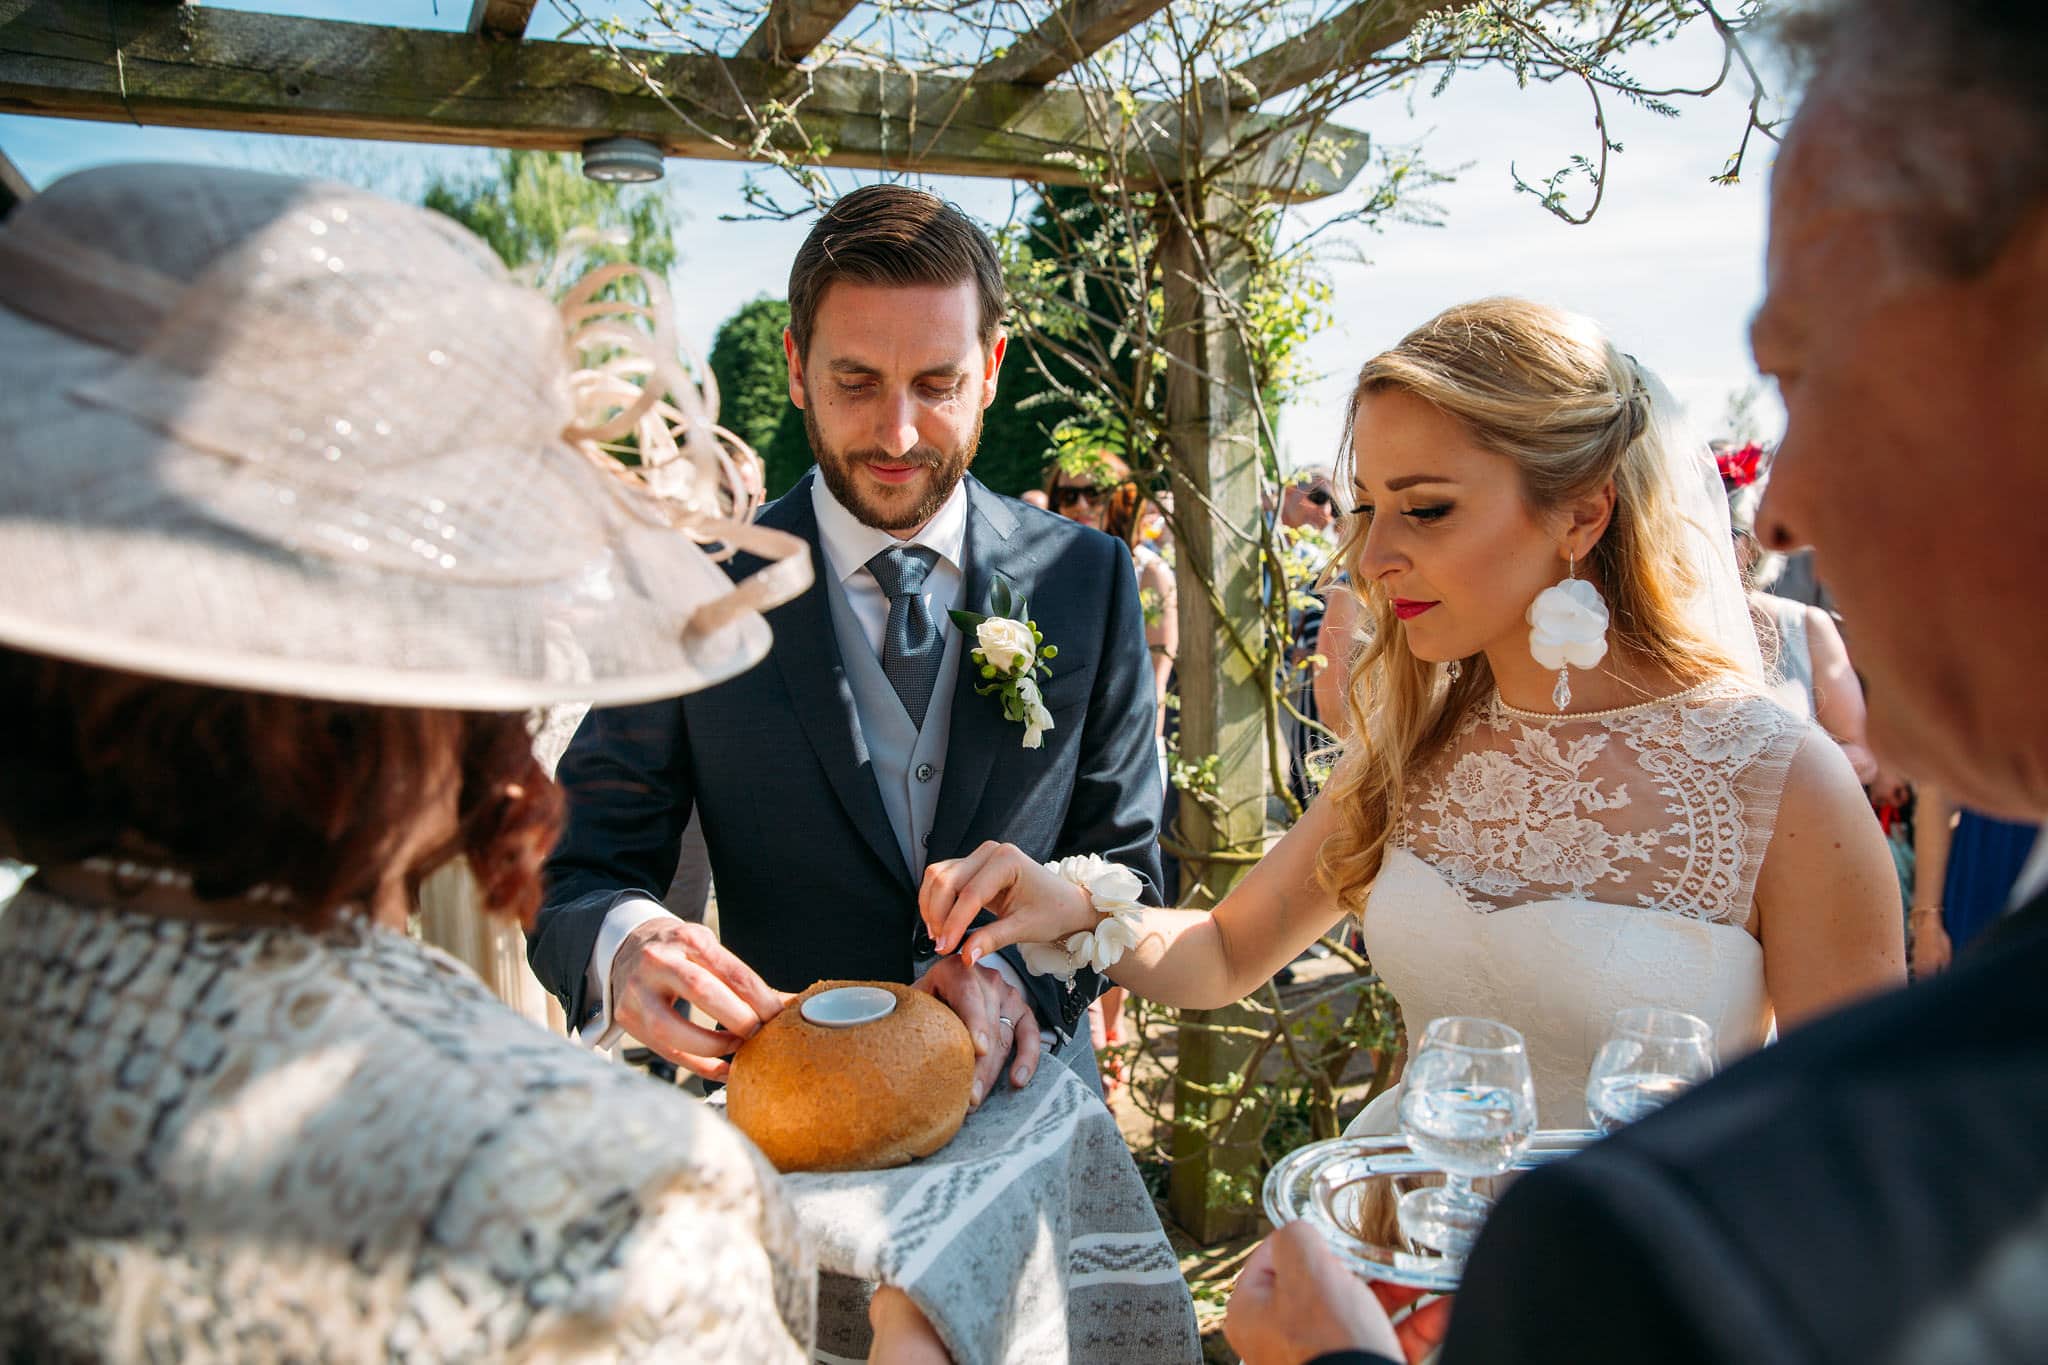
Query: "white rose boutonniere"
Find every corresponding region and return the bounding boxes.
[975,616,1036,674]
[948,573,1059,750]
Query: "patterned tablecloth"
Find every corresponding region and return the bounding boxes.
[778,1057,1200,1365]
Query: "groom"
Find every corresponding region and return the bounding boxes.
[527,185,1163,1102]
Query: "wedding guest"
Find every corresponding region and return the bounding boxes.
[1311,577,1365,743]
[1223,0,2048,1358]
[1281,464,1341,534]
[0,166,813,1359]
[1046,448,1177,1090]
[1047,451,1177,750]
[1910,787,2040,976]
[1721,445,1883,784]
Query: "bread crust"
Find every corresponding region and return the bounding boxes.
[726,979,977,1173]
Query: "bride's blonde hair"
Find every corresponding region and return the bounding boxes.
[1316,298,1748,917]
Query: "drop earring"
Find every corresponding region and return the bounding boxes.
[1526,553,1610,711]
[1445,658,1463,683]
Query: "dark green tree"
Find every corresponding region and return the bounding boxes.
[979,186,1145,498]
[709,296,813,497]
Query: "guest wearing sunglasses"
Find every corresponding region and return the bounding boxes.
[1044,450,1177,1094]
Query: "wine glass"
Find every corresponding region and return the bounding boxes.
[1395,1016,1537,1258]
[1584,1006,1717,1134]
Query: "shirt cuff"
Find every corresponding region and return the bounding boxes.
[577,895,677,1051]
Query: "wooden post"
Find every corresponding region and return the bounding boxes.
[417,861,567,1036]
[1159,192,1272,1244]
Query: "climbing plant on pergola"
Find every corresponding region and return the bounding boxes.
[1,0,1780,1237]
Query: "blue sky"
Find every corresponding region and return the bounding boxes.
[1,1,1786,468]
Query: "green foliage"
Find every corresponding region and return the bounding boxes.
[980,186,1147,497]
[707,296,813,497]
[421,149,679,279]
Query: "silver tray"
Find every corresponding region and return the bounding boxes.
[1263,1130,1598,1290]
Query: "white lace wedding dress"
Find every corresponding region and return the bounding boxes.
[1346,678,1813,1135]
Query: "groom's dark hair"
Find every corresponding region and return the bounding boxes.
[786,184,1006,360]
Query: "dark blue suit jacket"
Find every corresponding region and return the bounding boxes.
[527,472,1164,1037]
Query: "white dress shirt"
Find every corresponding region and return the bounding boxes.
[581,473,1031,1048]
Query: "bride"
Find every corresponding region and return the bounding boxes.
[920,297,1904,1130]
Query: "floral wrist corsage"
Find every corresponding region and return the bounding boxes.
[1014,854,1152,986]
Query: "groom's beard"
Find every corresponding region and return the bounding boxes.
[806,405,981,532]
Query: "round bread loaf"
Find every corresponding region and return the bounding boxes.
[726,979,976,1173]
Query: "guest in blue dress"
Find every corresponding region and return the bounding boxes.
[1911,786,2041,974]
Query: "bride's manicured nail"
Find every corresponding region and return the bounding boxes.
[975,1031,990,1054]
[971,1082,985,1105]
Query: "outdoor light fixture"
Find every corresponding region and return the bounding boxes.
[581,136,665,184]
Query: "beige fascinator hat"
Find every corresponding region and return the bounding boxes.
[0,163,810,709]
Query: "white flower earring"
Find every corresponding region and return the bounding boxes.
[1526,553,1609,710]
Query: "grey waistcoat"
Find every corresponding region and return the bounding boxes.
[821,563,965,884]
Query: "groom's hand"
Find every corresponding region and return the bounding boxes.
[609,918,787,1081]
[915,955,1041,1107]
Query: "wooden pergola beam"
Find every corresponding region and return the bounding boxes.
[973,0,1174,87]
[735,0,861,65]
[0,1,1369,198]
[467,0,542,41]
[1213,0,1436,107]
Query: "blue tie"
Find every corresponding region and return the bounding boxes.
[865,545,943,727]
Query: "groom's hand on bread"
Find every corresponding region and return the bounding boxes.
[610,918,790,1081]
[915,955,1041,1107]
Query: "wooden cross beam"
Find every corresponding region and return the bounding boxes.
[467,0,541,40]
[735,0,862,65]
[0,1,1369,197]
[973,0,1176,87]
[1211,0,1436,107]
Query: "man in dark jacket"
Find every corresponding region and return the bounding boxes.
[528,186,1162,1105]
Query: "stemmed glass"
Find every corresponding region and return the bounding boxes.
[1584,1007,1717,1134]
[1396,1016,1538,1258]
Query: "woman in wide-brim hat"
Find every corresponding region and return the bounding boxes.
[0,163,817,1360]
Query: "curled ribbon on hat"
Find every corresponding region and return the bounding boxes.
[555,259,810,634]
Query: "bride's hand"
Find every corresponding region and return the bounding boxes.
[919,841,1099,968]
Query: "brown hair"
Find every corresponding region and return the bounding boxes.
[0,647,563,925]
[1044,450,1144,546]
[787,184,1006,360]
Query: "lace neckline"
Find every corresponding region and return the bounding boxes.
[1491,677,1721,724]
[1398,679,1804,926]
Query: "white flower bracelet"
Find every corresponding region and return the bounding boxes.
[1013,854,1151,986]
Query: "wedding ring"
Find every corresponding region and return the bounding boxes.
[998,1016,1015,1032]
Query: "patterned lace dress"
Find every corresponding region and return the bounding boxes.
[0,889,815,1362]
[1347,679,1813,1133]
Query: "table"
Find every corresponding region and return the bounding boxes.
[778,1056,1200,1364]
